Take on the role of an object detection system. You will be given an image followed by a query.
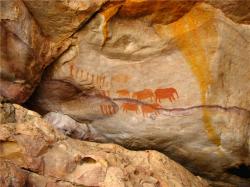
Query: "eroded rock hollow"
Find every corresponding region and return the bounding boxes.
[1,0,250,186]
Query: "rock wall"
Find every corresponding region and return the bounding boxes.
[0,103,210,187]
[1,0,250,186]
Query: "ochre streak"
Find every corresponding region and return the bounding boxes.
[100,3,122,45]
[155,4,221,146]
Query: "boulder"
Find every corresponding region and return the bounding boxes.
[0,103,209,187]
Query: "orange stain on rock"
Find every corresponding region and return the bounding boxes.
[154,3,221,146]
[119,0,199,21]
[100,3,122,44]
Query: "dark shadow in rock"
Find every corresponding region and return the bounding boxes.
[226,164,250,179]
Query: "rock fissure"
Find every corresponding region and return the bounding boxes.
[112,98,250,113]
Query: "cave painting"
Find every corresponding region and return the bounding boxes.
[116,87,178,118]
[121,103,139,113]
[141,103,162,117]
[116,89,130,97]
[120,102,163,117]
[69,64,106,89]
[100,104,116,115]
[117,87,179,103]
[97,87,179,117]
[66,64,179,118]
[132,89,154,101]
[155,88,178,103]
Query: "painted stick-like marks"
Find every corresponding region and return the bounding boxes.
[68,64,107,90]
[132,89,154,101]
[99,90,110,97]
[100,104,116,115]
[96,75,103,88]
[141,103,162,117]
[121,103,139,113]
[116,89,130,97]
[69,64,73,76]
[101,76,106,88]
[155,88,178,103]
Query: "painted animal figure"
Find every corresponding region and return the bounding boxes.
[121,103,139,113]
[155,88,178,103]
[116,89,130,97]
[141,103,162,117]
[100,104,115,115]
[132,89,154,101]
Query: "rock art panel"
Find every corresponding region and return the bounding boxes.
[155,88,179,103]
[29,2,250,186]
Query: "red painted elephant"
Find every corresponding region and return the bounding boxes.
[155,88,178,103]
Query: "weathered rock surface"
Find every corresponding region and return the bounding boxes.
[1,0,250,186]
[0,103,210,187]
[30,1,250,186]
[22,0,108,42]
[0,0,70,103]
[206,0,250,24]
[2,0,249,103]
[0,0,108,103]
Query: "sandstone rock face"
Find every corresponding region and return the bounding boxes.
[30,2,250,186]
[0,103,209,187]
[22,0,108,42]
[1,0,250,186]
[0,0,108,103]
[206,0,250,24]
[0,0,69,103]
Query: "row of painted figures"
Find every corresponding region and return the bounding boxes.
[100,102,163,117]
[116,87,179,103]
[99,88,178,103]
[100,87,179,117]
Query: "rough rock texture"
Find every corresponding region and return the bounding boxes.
[29,1,250,186]
[0,0,108,103]
[1,0,250,186]
[22,0,108,42]
[0,103,209,187]
[206,0,250,24]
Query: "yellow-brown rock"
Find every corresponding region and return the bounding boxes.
[119,0,199,24]
[206,0,250,24]
[0,103,209,187]
[30,2,250,186]
[1,0,250,186]
[23,0,108,42]
[0,0,72,103]
[0,0,108,103]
